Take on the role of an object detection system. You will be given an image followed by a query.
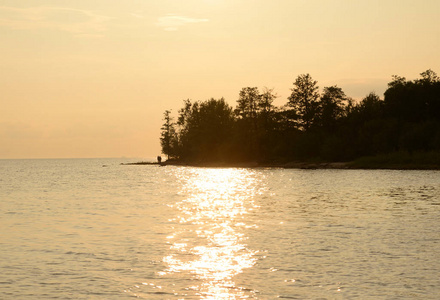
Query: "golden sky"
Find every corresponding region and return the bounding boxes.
[1,0,439,159]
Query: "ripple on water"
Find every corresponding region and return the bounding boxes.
[1,161,440,299]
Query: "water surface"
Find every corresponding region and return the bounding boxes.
[1,159,439,299]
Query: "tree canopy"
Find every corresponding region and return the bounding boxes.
[287,73,320,130]
[160,70,440,163]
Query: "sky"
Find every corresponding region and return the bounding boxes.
[1,0,439,159]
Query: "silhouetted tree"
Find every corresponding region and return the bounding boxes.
[287,74,320,130]
[259,87,277,115]
[384,69,440,122]
[354,92,384,122]
[417,69,440,84]
[317,85,349,129]
[256,87,278,159]
[387,75,406,89]
[160,110,178,159]
[174,98,235,161]
[234,87,260,158]
[235,87,260,120]
[197,98,235,161]
[234,87,279,160]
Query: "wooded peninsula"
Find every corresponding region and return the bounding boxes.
[159,70,440,169]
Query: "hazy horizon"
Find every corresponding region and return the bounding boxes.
[1,0,439,159]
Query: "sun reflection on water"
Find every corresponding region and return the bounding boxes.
[164,168,263,299]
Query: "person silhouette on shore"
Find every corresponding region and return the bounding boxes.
[157,156,162,165]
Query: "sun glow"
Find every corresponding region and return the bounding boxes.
[162,168,263,298]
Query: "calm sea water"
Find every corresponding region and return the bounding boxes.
[1,159,440,299]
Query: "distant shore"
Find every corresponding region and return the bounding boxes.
[121,160,349,169]
[122,159,440,170]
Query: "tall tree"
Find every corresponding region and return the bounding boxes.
[160,110,177,159]
[384,70,440,122]
[355,92,384,121]
[417,69,440,84]
[287,74,320,130]
[387,75,407,89]
[176,100,200,160]
[259,87,277,115]
[257,87,278,132]
[175,98,235,161]
[234,87,261,158]
[235,87,261,120]
[318,85,349,129]
[198,98,234,159]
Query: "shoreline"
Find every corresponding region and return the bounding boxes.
[121,160,440,170]
[121,161,348,169]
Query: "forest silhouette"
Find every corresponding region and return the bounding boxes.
[160,69,440,167]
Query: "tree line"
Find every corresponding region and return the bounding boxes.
[160,69,440,163]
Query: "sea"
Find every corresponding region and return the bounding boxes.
[1,158,440,299]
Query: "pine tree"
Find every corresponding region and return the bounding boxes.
[287,74,320,130]
[160,110,177,159]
